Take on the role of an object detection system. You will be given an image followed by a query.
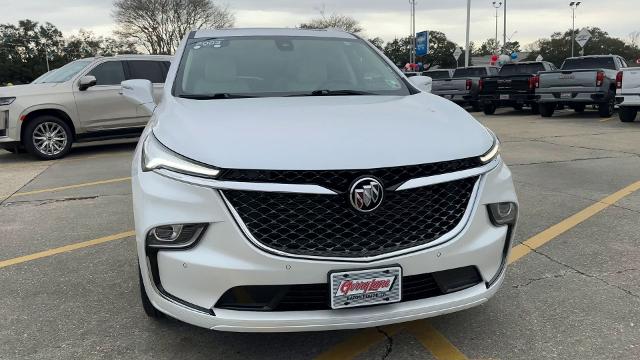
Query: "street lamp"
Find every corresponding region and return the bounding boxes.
[465,0,471,67]
[570,2,581,57]
[409,0,416,65]
[492,2,502,54]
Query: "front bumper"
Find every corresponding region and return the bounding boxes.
[133,153,517,332]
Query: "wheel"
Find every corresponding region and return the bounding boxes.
[139,266,163,319]
[23,116,73,160]
[470,102,482,112]
[530,103,540,115]
[513,104,523,111]
[539,103,555,117]
[619,107,638,122]
[573,104,586,113]
[598,95,615,118]
[483,102,497,115]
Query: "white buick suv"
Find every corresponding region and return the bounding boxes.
[127,28,518,332]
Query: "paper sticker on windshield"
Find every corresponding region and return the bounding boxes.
[193,39,227,50]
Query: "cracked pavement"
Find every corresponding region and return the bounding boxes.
[1,109,640,359]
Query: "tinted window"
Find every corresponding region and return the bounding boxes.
[423,70,451,79]
[127,60,169,83]
[174,36,411,97]
[453,68,488,77]
[499,63,545,76]
[561,57,616,70]
[88,61,125,85]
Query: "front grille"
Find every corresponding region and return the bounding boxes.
[219,158,481,193]
[223,176,478,258]
[215,266,482,312]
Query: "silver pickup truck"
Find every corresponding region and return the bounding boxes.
[432,66,499,111]
[536,55,628,117]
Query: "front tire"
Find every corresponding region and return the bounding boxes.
[139,267,163,319]
[619,107,638,122]
[483,102,497,115]
[23,116,73,160]
[539,103,555,117]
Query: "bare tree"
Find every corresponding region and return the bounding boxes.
[629,31,640,48]
[112,0,234,55]
[299,6,363,34]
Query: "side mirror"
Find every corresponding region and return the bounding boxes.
[408,75,432,93]
[120,79,156,114]
[78,75,97,91]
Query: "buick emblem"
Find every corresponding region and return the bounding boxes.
[349,177,384,212]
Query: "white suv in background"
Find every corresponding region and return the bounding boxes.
[0,55,172,159]
[126,28,518,332]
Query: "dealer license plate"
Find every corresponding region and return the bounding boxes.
[561,92,572,99]
[499,94,510,100]
[329,266,402,309]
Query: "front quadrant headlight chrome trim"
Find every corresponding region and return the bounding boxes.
[479,139,500,164]
[145,223,208,249]
[142,133,221,178]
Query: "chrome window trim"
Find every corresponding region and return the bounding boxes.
[220,175,485,263]
[395,157,499,191]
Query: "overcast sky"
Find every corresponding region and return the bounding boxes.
[2,0,638,48]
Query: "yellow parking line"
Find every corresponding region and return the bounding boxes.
[10,177,132,198]
[407,321,468,360]
[509,180,640,264]
[314,324,404,360]
[0,231,135,269]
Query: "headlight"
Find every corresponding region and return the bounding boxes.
[142,133,220,178]
[487,202,518,226]
[0,97,16,106]
[480,139,500,164]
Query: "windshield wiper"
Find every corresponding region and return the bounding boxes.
[178,93,257,100]
[287,89,376,97]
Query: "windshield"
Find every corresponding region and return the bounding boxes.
[173,36,411,98]
[499,63,545,76]
[33,60,92,84]
[562,57,616,70]
[453,68,488,78]
[423,70,451,79]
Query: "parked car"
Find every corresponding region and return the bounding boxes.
[479,61,556,115]
[126,28,518,332]
[536,55,627,117]
[432,66,499,112]
[0,55,172,159]
[615,67,640,122]
[423,69,455,80]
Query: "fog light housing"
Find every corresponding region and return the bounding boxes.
[146,223,207,249]
[487,202,518,226]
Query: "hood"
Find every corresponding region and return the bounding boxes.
[153,93,494,170]
[0,83,67,97]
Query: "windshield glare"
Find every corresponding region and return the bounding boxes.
[33,60,92,84]
[453,68,487,78]
[423,71,451,79]
[174,36,411,97]
[562,57,616,70]
[499,63,545,76]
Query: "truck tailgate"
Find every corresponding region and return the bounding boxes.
[432,78,468,94]
[538,69,598,92]
[482,75,532,94]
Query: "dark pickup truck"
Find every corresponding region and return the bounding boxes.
[479,61,557,115]
[432,66,498,111]
[536,55,628,117]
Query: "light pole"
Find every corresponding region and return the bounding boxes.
[492,2,502,54]
[570,2,581,57]
[465,0,471,67]
[503,0,507,54]
[409,0,416,65]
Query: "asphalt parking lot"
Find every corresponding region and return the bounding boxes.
[1,108,639,360]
